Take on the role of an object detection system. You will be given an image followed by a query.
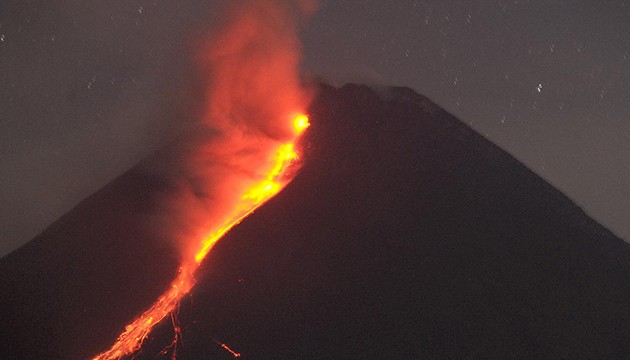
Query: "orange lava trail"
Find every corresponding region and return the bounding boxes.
[92,116,309,360]
[157,310,183,359]
[212,338,242,358]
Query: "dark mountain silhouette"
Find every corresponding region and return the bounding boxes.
[1,83,629,359]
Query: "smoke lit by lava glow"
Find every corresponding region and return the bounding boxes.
[92,0,315,358]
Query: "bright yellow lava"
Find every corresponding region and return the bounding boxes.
[92,114,309,360]
[293,114,310,134]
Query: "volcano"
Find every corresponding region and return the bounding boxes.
[1,83,629,359]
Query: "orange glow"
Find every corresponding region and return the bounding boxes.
[92,114,309,360]
[193,140,303,264]
[92,269,194,359]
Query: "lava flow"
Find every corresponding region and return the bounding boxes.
[92,115,309,360]
[91,0,315,358]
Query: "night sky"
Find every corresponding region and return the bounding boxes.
[1,0,629,257]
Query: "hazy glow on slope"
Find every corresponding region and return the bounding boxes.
[92,115,309,360]
[194,139,302,264]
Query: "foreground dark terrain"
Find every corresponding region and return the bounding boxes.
[1,84,629,359]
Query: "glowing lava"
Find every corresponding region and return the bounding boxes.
[292,113,310,134]
[92,115,309,360]
[92,0,315,356]
[212,338,242,358]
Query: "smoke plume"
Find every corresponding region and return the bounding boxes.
[154,0,316,263]
[91,1,317,358]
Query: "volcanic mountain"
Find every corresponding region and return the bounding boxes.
[1,83,629,359]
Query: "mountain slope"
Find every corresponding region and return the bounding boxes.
[147,83,630,359]
[1,83,629,359]
[0,154,184,358]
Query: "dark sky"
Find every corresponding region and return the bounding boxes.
[1,0,629,257]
